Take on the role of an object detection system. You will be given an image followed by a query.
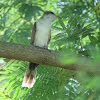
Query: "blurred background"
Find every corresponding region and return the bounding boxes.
[0,0,100,100]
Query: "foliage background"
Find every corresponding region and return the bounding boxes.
[0,0,100,100]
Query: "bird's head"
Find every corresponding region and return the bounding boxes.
[42,11,60,22]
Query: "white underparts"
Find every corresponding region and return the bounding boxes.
[34,19,51,48]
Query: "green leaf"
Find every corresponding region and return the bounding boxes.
[18,4,43,20]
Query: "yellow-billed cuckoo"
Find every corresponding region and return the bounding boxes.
[22,11,59,88]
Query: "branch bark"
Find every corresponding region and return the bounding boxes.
[0,41,99,74]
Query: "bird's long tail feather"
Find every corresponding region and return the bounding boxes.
[22,63,38,88]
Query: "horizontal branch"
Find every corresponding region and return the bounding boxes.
[0,41,99,74]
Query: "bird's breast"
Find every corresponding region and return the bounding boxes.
[34,22,51,48]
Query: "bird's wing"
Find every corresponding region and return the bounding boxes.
[47,32,51,44]
[30,22,36,45]
[47,30,51,47]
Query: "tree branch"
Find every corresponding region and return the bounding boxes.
[0,41,99,74]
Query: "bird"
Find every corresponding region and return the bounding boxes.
[22,11,60,88]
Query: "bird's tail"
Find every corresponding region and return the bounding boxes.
[22,63,38,88]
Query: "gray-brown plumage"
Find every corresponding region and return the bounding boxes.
[22,11,59,88]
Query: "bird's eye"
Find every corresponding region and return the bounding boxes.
[50,12,55,15]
